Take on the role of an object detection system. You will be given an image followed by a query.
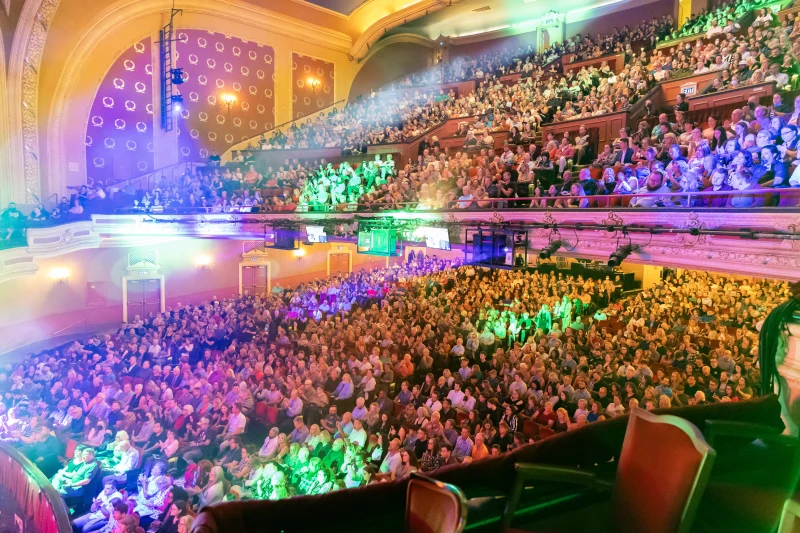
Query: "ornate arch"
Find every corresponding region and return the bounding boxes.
[0,18,11,205]
[45,0,352,198]
[7,0,60,203]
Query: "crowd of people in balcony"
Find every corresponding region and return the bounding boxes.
[253,16,673,153]
[648,8,800,83]
[668,0,772,40]
[0,254,781,528]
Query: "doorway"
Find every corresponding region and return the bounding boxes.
[125,278,162,322]
[329,252,351,277]
[241,264,269,295]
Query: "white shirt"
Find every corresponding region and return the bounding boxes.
[349,427,367,448]
[259,435,280,458]
[228,412,247,434]
[88,490,123,520]
[114,447,140,474]
[447,390,465,408]
[426,399,442,412]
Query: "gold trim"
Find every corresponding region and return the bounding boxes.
[348,0,448,61]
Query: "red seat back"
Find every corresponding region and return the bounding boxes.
[254,402,268,420]
[612,408,715,533]
[406,473,467,533]
[265,406,278,425]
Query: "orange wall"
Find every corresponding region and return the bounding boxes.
[0,239,392,354]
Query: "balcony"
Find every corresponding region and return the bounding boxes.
[3,194,800,283]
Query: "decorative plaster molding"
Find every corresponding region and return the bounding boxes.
[3,211,800,284]
[0,6,11,206]
[348,0,453,61]
[0,248,39,284]
[8,0,61,203]
[26,221,101,257]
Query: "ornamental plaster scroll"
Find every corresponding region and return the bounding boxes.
[20,0,60,202]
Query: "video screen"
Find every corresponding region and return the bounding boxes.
[424,227,451,250]
[306,225,327,243]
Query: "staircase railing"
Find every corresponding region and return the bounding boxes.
[224,99,346,161]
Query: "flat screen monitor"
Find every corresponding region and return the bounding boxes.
[273,229,297,250]
[306,225,327,243]
[424,227,451,250]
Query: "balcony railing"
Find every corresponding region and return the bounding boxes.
[106,188,800,215]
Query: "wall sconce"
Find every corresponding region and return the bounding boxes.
[307,77,321,94]
[293,248,305,259]
[49,267,70,284]
[195,255,211,269]
[221,93,236,116]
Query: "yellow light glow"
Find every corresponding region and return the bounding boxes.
[49,267,70,280]
[293,248,306,258]
[195,255,211,267]
[307,78,320,89]
[221,93,236,105]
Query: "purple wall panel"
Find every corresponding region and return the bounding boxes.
[175,30,276,160]
[85,38,154,183]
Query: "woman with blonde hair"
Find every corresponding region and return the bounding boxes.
[177,515,194,533]
[658,395,672,408]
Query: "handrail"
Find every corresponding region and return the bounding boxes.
[110,187,800,215]
[52,317,88,336]
[105,161,198,194]
[0,441,72,533]
[226,99,346,158]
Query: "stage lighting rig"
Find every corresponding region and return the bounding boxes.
[607,244,640,268]
[539,240,566,260]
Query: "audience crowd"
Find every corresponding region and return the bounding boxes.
[0,253,783,533]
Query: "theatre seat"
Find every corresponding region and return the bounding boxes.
[500,408,716,533]
[693,420,800,533]
[406,472,467,533]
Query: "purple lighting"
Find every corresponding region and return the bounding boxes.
[85,38,154,183]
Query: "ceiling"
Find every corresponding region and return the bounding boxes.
[389,0,637,39]
[301,0,370,15]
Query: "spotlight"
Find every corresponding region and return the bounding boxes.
[607,244,639,268]
[539,240,565,260]
[171,68,185,85]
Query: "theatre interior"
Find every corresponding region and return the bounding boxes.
[4,0,800,531]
